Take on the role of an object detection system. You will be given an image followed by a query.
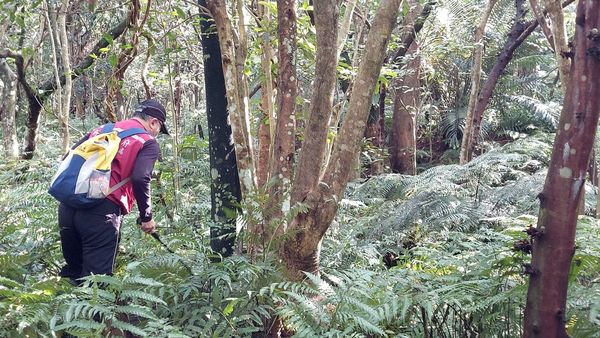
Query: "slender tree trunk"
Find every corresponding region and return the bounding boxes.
[199,0,241,258]
[268,0,297,224]
[523,2,600,336]
[0,59,19,158]
[58,0,72,154]
[283,0,404,281]
[206,0,257,197]
[528,0,555,51]
[464,0,575,162]
[459,0,498,164]
[104,0,143,121]
[336,0,358,58]
[390,43,420,174]
[290,0,339,207]
[365,84,386,176]
[45,0,66,153]
[544,0,570,92]
[256,2,275,188]
[466,0,530,162]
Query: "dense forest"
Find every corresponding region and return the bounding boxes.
[1,0,599,337]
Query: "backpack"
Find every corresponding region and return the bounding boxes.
[49,123,147,208]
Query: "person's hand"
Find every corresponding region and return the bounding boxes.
[140,219,156,234]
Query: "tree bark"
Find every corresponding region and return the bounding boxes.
[199,0,241,258]
[459,0,498,164]
[290,0,339,207]
[206,0,257,197]
[58,0,72,154]
[544,0,570,92]
[388,0,430,174]
[390,42,420,174]
[336,0,359,58]
[365,84,386,176]
[528,0,555,51]
[256,2,275,189]
[0,59,19,158]
[268,0,297,222]
[283,0,403,281]
[523,2,600,336]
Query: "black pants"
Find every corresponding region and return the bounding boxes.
[58,199,123,284]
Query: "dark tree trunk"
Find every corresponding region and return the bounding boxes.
[523,2,600,336]
[199,0,241,258]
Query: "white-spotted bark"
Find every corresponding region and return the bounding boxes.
[523,1,600,336]
[206,0,256,198]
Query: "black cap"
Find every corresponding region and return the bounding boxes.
[135,99,169,135]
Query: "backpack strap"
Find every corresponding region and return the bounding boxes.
[106,127,149,195]
[101,123,115,133]
[107,177,131,195]
[117,127,147,139]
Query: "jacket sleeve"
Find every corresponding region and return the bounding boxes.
[131,139,160,222]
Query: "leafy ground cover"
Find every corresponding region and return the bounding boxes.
[1,131,599,337]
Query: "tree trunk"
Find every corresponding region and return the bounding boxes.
[104,0,143,122]
[390,42,420,174]
[58,0,72,154]
[45,0,65,152]
[544,0,570,92]
[523,2,600,336]
[365,84,386,176]
[389,0,435,64]
[465,0,530,162]
[256,2,275,189]
[268,0,297,225]
[199,0,241,258]
[336,0,358,58]
[290,0,339,207]
[459,0,498,164]
[388,0,433,174]
[283,0,404,281]
[0,59,19,158]
[464,0,575,162]
[528,0,555,51]
[206,0,257,197]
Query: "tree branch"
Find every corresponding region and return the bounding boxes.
[37,12,131,97]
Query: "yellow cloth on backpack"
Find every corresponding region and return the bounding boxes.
[73,131,121,171]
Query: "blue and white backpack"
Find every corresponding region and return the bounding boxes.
[48,123,146,208]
